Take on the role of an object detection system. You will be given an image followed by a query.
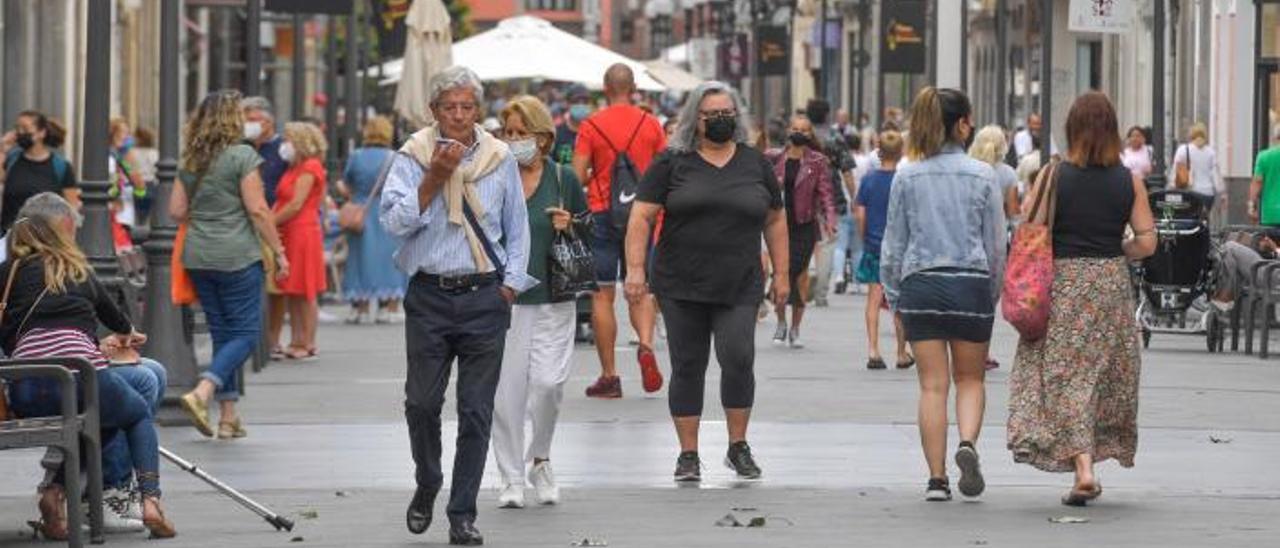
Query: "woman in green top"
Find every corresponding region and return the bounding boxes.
[490,95,588,509]
[170,90,289,440]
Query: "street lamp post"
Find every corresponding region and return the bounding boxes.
[143,0,197,391]
[344,2,359,158]
[995,0,1008,127]
[80,1,120,293]
[246,0,262,96]
[1149,0,1168,190]
[1039,0,1052,167]
[292,13,306,121]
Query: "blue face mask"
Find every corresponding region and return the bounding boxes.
[569,104,591,122]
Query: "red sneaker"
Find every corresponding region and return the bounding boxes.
[638,346,664,393]
[585,376,622,399]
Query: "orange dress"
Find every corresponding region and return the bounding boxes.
[273,158,328,298]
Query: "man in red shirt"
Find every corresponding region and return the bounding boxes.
[572,64,667,399]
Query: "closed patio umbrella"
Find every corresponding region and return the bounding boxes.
[393,0,453,129]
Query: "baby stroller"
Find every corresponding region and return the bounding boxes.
[1133,189,1218,349]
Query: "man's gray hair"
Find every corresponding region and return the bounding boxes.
[668,81,752,153]
[429,66,485,107]
[242,96,274,119]
[18,192,82,227]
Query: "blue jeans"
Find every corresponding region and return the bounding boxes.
[189,263,264,402]
[831,213,860,282]
[103,359,166,490]
[11,366,162,496]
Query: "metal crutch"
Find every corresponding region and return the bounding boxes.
[159,447,295,532]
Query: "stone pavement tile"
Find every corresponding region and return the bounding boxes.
[1,487,1276,547]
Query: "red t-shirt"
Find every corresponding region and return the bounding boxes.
[575,104,667,213]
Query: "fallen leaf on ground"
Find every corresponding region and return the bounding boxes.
[570,539,608,547]
[298,510,319,520]
[715,514,743,527]
[1209,436,1233,444]
[334,491,349,497]
[290,536,305,542]
[1048,516,1090,524]
[746,517,767,528]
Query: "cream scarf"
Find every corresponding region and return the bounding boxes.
[400,124,509,270]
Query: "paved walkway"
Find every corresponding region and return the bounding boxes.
[2,294,1278,546]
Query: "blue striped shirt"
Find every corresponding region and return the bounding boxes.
[378,144,536,292]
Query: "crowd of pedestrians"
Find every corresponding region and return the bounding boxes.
[5,54,1280,547]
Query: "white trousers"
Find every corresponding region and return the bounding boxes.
[491,301,576,486]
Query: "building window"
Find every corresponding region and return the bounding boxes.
[525,0,578,11]
[620,19,635,44]
[1076,40,1102,93]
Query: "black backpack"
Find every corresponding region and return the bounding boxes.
[586,115,648,231]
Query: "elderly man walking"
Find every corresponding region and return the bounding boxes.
[379,65,534,546]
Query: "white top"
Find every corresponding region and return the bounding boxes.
[1120,146,1153,180]
[1013,129,1059,159]
[1171,143,1224,196]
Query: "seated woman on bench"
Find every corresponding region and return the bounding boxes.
[0,192,176,540]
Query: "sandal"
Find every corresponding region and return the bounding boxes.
[866,357,887,370]
[179,391,214,437]
[896,355,916,369]
[218,417,248,439]
[142,496,177,538]
[284,346,317,362]
[1061,483,1103,506]
[32,486,68,541]
[270,346,286,361]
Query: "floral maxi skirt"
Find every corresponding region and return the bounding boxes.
[1007,256,1141,473]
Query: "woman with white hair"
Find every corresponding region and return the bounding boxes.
[970,125,1021,221]
[1172,122,1223,213]
[623,81,789,483]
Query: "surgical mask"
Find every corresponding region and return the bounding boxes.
[788,132,810,147]
[15,132,35,150]
[244,121,264,142]
[508,138,539,166]
[569,104,591,122]
[279,141,296,163]
[704,115,736,144]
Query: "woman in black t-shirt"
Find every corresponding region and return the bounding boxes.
[0,110,79,238]
[624,81,788,483]
[1009,92,1156,507]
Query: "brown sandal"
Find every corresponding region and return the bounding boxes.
[142,496,177,539]
[33,486,68,541]
[1061,483,1103,506]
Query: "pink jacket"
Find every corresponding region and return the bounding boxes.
[765,147,836,228]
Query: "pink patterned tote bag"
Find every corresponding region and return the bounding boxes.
[1001,161,1059,341]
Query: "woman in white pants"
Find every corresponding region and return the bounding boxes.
[492,95,589,508]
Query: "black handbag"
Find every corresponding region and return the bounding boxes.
[547,164,598,302]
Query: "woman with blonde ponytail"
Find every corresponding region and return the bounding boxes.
[1171,122,1223,212]
[880,87,1006,502]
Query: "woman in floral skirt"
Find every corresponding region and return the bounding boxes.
[1008,91,1156,506]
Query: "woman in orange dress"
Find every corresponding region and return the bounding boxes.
[270,122,328,360]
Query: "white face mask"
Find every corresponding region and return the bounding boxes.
[279,141,296,163]
[244,121,264,141]
[508,138,539,166]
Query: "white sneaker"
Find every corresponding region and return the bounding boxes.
[497,483,525,509]
[344,308,366,325]
[528,461,560,505]
[788,328,805,349]
[100,488,145,533]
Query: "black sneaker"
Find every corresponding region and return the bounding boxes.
[955,443,986,498]
[724,441,762,479]
[674,451,702,482]
[925,477,952,501]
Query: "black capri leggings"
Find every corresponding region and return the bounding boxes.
[658,297,758,417]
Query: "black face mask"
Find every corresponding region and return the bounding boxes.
[704,115,736,144]
[788,132,810,147]
[15,132,35,150]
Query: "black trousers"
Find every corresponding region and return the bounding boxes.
[403,276,511,525]
[658,297,758,417]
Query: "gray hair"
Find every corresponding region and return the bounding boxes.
[429,66,485,107]
[242,96,274,119]
[668,81,752,153]
[18,192,82,227]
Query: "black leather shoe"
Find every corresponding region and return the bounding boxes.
[406,488,434,535]
[448,520,484,546]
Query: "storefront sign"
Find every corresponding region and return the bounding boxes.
[756,25,790,77]
[880,0,926,74]
[1068,0,1133,35]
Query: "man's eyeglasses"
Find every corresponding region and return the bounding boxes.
[699,109,736,120]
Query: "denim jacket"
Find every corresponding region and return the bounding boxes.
[880,145,1007,307]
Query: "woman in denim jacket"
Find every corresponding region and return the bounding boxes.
[880,87,1006,502]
